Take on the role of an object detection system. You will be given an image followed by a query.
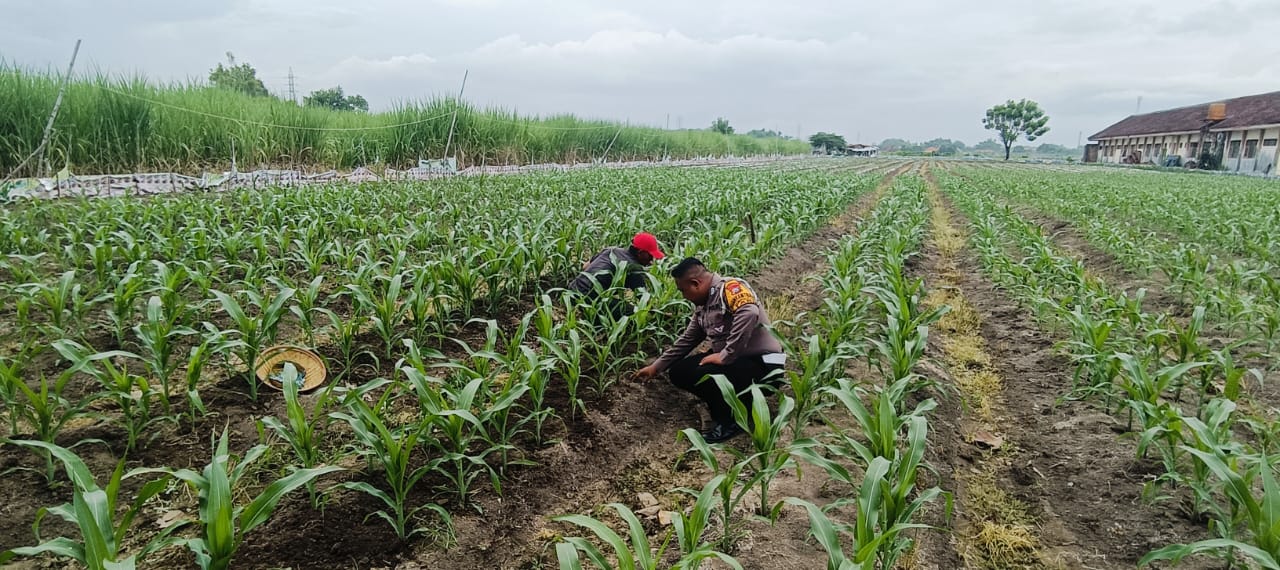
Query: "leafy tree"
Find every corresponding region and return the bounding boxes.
[880,138,911,151]
[710,117,734,135]
[974,138,1003,152]
[746,128,784,138]
[208,52,269,97]
[983,99,1050,160]
[809,132,847,153]
[304,86,370,112]
[936,143,962,156]
[1036,143,1069,155]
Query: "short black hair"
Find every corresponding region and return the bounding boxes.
[670,257,705,279]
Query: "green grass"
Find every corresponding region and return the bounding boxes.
[0,63,809,175]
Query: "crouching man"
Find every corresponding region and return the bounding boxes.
[633,257,785,442]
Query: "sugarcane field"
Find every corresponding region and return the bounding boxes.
[4,3,1280,570]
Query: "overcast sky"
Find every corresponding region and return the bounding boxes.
[4,0,1279,147]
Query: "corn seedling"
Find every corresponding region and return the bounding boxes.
[134,295,197,415]
[0,440,180,570]
[713,377,796,516]
[260,363,337,508]
[784,457,932,570]
[331,396,453,541]
[553,503,743,570]
[210,285,296,401]
[139,428,342,570]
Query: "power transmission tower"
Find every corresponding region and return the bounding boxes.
[287,68,297,103]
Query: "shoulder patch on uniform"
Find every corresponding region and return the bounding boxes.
[723,279,757,312]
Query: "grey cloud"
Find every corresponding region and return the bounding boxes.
[2,0,1278,147]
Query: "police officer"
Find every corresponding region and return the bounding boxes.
[634,257,786,443]
[567,232,664,318]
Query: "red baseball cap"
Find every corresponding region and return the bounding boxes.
[632,232,665,260]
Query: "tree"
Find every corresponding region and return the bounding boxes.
[710,118,734,135]
[880,138,911,151]
[936,142,961,156]
[983,99,1050,160]
[746,128,784,138]
[1035,143,1068,155]
[974,138,1003,152]
[809,132,847,153]
[208,52,269,97]
[304,86,370,112]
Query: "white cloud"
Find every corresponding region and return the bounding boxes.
[2,0,1278,146]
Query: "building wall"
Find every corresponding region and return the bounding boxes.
[1096,125,1280,173]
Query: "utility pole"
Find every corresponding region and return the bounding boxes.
[1136,96,1143,115]
[287,67,297,104]
[665,114,670,130]
[443,69,470,162]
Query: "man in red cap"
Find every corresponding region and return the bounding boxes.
[567,232,665,318]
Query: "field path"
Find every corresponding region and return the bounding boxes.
[919,164,1215,569]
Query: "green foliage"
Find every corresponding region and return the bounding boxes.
[982,99,1050,160]
[0,64,809,175]
[809,132,848,152]
[137,429,341,570]
[710,117,734,135]
[0,441,179,570]
[304,86,369,112]
[208,52,269,98]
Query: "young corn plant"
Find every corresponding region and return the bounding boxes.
[210,286,296,401]
[52,340,164,452]
[1180,399,1242,523]
[0,354,29,436]
[408,370,509,506]
[713,377,796,516]
[784,457,932,570]
[554,503,743,570]
[865,275,948,386]
[346,271,409,360]
[106,262,146,347]
[140,429,341,570]
[260,363,337,508]
[678,428,756,552]
[134,295,197,415]
[8,370,103,485]
[315,307,375,382]
[1141,449,1280,569]
[331,395,453,542]
[779,333,846,437]
[23,270,103,338]
[514,343,557,444]
[0,440,180,570]
[287,275,325,346]
[543,328,587,419]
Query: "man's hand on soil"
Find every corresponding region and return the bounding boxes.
[633,364,659,381]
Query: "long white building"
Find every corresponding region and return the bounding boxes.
[1087,91,1280,175]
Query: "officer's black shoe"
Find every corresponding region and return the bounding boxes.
[702,422,745,444]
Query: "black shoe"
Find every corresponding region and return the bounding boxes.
[701,422,745,444]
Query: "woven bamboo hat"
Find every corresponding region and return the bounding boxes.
[255,345,327,392]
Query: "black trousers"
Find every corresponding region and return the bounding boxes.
[668,351,783,426]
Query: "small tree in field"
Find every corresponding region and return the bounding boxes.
[808,132,847,153]
[209,52,269,97]
[305,86,369,112]
[710,117,734,135]
[983,99,1050,160]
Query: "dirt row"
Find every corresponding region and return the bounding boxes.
[920,163,1216,569]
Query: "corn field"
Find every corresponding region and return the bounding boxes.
[3,156,1279,569]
